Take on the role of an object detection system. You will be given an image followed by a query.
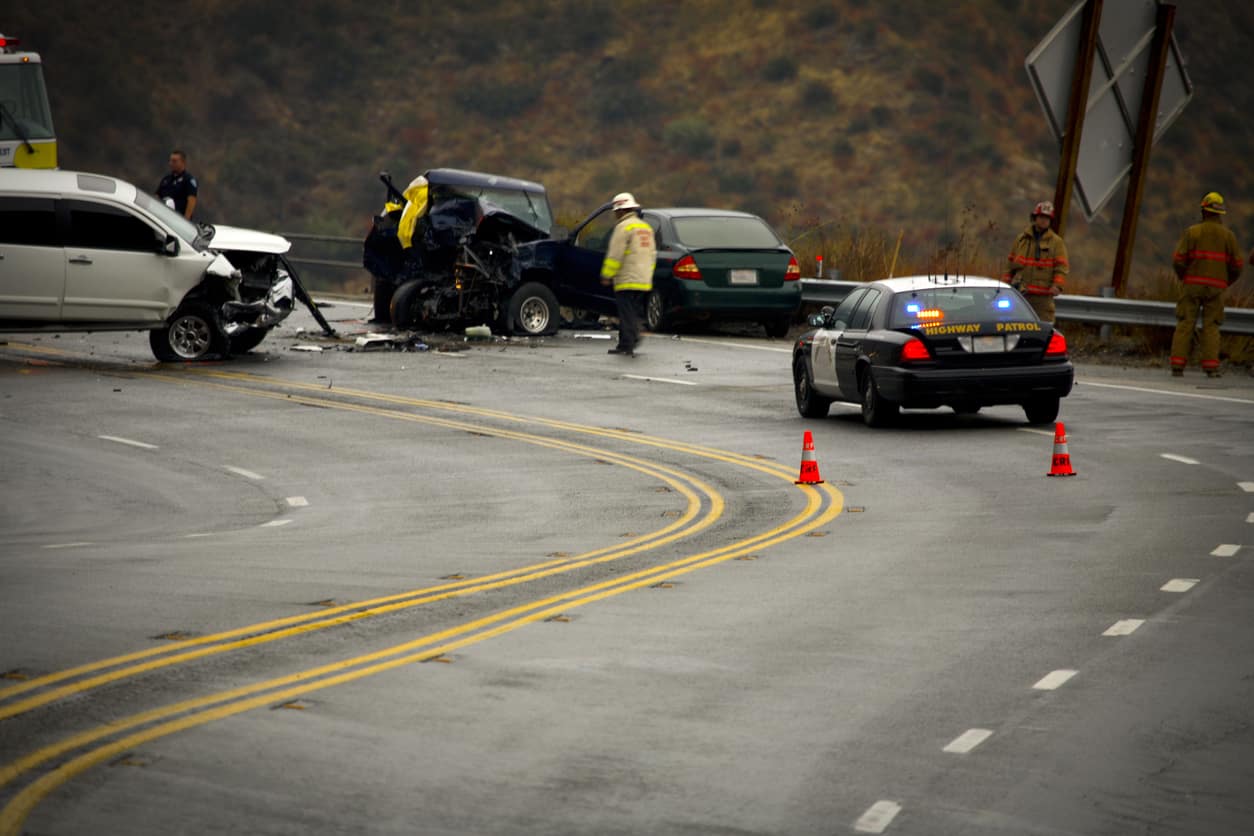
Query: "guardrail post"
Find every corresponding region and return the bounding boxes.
[1098,286,1115,342]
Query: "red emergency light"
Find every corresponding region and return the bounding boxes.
[0,36,20,49]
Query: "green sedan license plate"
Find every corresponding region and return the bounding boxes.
[729,269,759,286]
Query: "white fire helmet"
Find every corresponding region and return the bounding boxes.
[612,192,640,211]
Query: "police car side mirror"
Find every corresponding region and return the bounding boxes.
[807,313,826,328]
[161,233,179,256]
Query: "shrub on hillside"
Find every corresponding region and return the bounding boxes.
[912,67,945,96]
[718,171,755,194]
[798,80,837,111]
[802,3,840,29]
[762,56,798,82]
[458,79,543,119]
[663,117,716,157]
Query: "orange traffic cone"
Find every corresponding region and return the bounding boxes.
[795,430,824,485]
[1047,422,1076,477]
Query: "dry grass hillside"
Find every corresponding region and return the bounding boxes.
[9,0,1254,303]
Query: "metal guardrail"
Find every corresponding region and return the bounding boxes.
[272,235,1254,336]
[279,232,362,271]
[799,278,1254,336]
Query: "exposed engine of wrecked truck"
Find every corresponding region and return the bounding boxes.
[364,195,550,332]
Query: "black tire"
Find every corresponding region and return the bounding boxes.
[388,279,425,330]
[645,290,671,333]
[764,317,791,339]
[793,356,832,418]
[150,303,227,362]
[228,327,269,354]
[371,277,395,324]
[507,282,560,336]
[860,369,898,428]
[1023,396,1060,425]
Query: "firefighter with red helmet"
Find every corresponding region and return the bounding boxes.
[1169,192,1243,378]
[1003,200,1069,323]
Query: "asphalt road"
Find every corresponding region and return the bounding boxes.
[2,303,1253,835]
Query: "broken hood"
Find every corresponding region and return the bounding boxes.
[209,224,292,255]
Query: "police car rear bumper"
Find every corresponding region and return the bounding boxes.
[876,362,1074,408]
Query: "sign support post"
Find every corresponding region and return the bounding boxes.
[1051,0,1102,238]
[1110,3,1176,297]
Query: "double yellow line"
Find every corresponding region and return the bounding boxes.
[0,358,842,834]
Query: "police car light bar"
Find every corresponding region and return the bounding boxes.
[0,36,19,49]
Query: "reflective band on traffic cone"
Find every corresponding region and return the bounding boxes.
[1047,421,1076,477]
[795,430,824,485]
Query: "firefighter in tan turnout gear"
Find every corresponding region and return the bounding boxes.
[1003,201,1069,323]
[1170,192,1243,378]
[600,192,657,356]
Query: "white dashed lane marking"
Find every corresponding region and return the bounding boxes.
[1103,619,1145,636]
[1211,544,1241,557]
[1160,453,1199,465]
[943,728,993,754]
[621,374,699,386]
[223,466,265,481]
[260,519,293,528]
[1079,380,1254,406]
[1240,482,1254,493]
[41,542,93,550]
[1247,513,1254,524]
[853,800,902,833]
[1017,427,1055,437]
[1033,670,1078,690]
[285,496,309,507]
[98,435,158,450]
[1161,578,1199,592]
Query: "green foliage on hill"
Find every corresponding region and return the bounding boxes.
[10,0,1254,296]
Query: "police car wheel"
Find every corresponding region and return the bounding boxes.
[860,371,898,428]
[508,283,560,337]
[793,357,831,418]
[1022,396,1060,425]
[150,304,226,362]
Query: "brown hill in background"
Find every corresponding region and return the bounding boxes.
[9,0,1254,297]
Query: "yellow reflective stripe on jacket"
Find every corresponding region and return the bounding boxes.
[600,257,623,279]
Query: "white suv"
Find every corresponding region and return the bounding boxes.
[0,168,294,360]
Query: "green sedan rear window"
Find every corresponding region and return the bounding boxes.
[671,216,782,249]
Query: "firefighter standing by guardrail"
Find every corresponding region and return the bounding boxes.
[1003,201,1069,323]
[1169,192,1244,378]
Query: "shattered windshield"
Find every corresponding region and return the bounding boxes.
[440,185,553,233]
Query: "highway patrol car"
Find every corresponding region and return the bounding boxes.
[793,275,1075,427]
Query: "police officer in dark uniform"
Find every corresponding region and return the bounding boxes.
[156,149,199,219]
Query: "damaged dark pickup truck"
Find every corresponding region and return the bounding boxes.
[364,168,575,336]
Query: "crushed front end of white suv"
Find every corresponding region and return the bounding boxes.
[0,169,306,360]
